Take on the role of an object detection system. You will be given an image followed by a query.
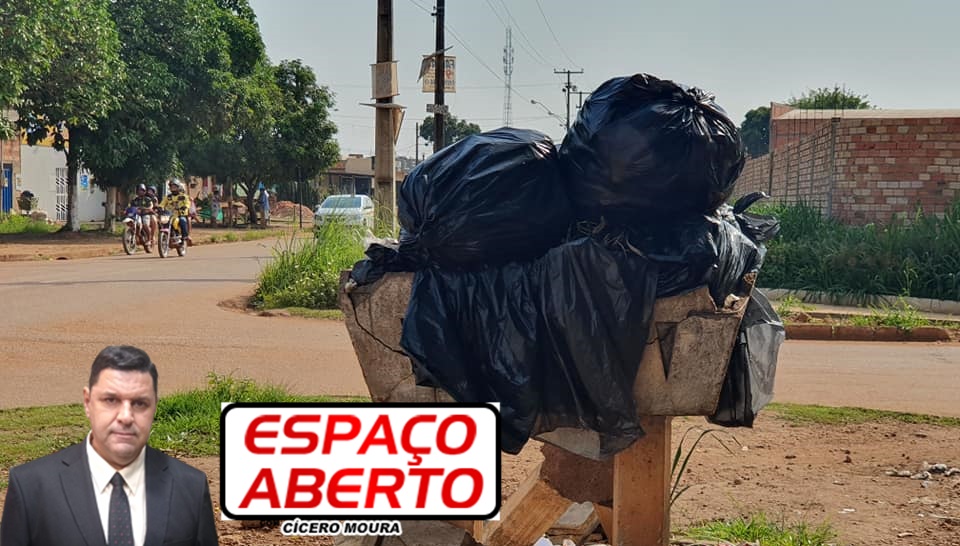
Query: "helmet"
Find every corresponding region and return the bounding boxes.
[169,179,183,192]
[147,185,157,195]
[136,183,146,193]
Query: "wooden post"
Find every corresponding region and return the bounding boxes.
[611,416,673,546]
[375,0,397,234]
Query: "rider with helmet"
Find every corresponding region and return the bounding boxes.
[128,183,158,250]
[158,178,193,245]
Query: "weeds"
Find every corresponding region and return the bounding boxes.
[757,201,960,301]
[775,295,814,317]
[683,513,838,546]
[0,213,58,235]
[671,427,740,507]
[846,298,930,330]
[254,218,365,309]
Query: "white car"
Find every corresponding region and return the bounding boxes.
[314,194,375,229]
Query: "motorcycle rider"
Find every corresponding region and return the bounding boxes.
[128,183,157,251]
[158,178,193,246]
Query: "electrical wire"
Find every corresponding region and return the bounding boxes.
[534,0,579,69]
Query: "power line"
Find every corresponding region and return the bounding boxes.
[534,0,579,69]
[493,0,555,68]
[482,0,552,69]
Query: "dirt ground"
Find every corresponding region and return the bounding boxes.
[163,414,960,546]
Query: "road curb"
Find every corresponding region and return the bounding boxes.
[785,324,954,342]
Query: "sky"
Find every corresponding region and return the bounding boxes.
[248,0,960,160]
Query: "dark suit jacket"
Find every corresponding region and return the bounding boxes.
[1,443,218,546]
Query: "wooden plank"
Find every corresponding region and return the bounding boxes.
[595,504,613,541]
[611,416,672,546]
[478,464,571,546]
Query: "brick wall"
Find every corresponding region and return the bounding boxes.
[733,116,960,224]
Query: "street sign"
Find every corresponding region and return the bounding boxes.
[426,104,449,115]
[79,174,89,191]
[420,55,456,93]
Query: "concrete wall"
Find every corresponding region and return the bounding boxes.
[20,145,105,222]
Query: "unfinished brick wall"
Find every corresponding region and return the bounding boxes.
[733,116,960,224]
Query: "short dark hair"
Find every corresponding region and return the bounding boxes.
[88,345,159,395]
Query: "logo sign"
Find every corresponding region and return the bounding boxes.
[420,56,456,93]
[79,174,89,191]
[221,403,501,520]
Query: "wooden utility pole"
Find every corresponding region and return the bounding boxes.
[415,122,419,164]
[555,68,584,131]
[374,0,397,233]
[433,0,445,152]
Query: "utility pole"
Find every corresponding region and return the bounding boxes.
[432,0,445,152]
[554,68,583,131]
[415,122,420,164]
[374,0,397,233]
[574,90,589,109]
[297,166,303,229]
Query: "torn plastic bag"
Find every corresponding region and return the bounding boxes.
[400,237,657,455]
[559,73,745,220]
[398,127,572,269]
[708,289,785,427]
[349,231,426,286]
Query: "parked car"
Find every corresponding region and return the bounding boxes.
[314,194,375,229]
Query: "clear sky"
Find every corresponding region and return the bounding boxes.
[249,0,959,160]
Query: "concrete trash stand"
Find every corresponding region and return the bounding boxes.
[339,271,752,546]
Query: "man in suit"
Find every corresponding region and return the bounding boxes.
[1,345,218,545]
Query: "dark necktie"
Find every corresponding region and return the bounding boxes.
[109,472,134,546]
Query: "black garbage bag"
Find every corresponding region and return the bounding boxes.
[400,237,657,455]
[709,289,785,427]
[559,73,745,220]
[398,127,572,269]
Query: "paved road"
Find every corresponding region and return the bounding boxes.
[1,242,958,416]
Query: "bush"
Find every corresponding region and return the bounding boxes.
[757,201,960,301]
[254,219,365,309]
[0,213,56,235]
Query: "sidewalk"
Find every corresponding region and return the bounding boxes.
[767,298,960,322]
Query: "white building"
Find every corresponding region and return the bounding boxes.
[19,141,104,223]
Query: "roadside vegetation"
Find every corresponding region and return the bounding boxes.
[767,402,960,427]
[681,513,838,546]
[758,201,960,302]
[0,213,58,235]
[254,219,365,310]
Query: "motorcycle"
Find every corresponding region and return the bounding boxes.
[157,210,187,258]
[121,206,153,255]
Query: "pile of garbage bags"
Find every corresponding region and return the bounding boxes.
[350,73,784,457]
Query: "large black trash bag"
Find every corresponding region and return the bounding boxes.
[349,230,426,286]
[400,238,657,455]
[709,289,785,427]
[398,127,572,269]
[559,73,746,220]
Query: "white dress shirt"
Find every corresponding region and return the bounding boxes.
[85,433,147,546]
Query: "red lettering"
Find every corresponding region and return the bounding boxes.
[436,415,476,455]
[284,468,326,508]
[239,468,280,508]
[244,415,281,455]
[358,415,398,455]
[281,414,321,455]
[364,468,405,508]
[401,415,436,462]
[323,415,361,453]
[442,468,483,509]
[408,467,444,508]
[328,468,364,508]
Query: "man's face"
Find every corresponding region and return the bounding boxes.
[83,368,157,470]
[136,188,145,197]
[169,184,179,194]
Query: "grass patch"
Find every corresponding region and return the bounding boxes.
[223,232,239,242]
[0,404,89,487]
[284,307,345,320]
[0,213,58,235]
[756,200,960,302]
[768,402,960,427]
[775,295,815,317]
[845,298,931,330]
[254,219,366,310]
[242,229,284,242]
[682,513,838,546]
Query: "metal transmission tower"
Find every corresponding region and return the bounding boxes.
[502,26,514,127]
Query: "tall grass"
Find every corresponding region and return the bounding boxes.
[0,213,58,235]
[254,219,366,309]
[683,513,838,546]
[757,201,960,301]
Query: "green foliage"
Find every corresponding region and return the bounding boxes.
[419,113,482,148]
[775,295,814,317]
[0,405,88,475]
[768,402,960,427]
[151,372,335,456]
[254,220,365,310]
[683,513,838,546]
[670,427,739,508]
[846,298,930,330]
[788,85,872,110]
[0,213,58,234]
[740,106,770,157]
[758,201,960,301]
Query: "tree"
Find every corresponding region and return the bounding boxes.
[16,0,123,231]
[82,0,252,229]
[0,1,60,138]
[419,114,481,148]
[788,85,872,110]
[739,85,873,157]
[740,106,770,158]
